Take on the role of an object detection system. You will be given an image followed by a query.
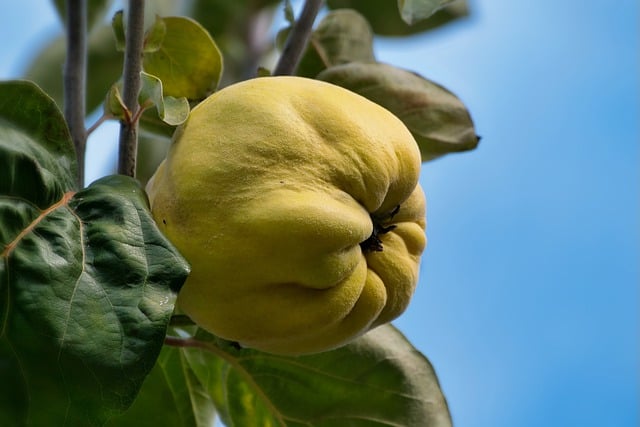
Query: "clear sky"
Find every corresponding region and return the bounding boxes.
[0,1,637,427]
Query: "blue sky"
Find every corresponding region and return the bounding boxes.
[0,1,637,426]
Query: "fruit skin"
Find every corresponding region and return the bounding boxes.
[146,76,426,355]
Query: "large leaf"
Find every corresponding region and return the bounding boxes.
[142,16,223,100]
[180,325,451,426]
[24,25,124,113]
[327,0,469,37]
[317,62,479,161]
[294,9,376,78]
[105,346,216,427]
[0,81,190,425]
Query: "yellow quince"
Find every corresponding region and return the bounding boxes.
[146,76,426,355]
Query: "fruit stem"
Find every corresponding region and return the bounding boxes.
[63,0,87,188]
[273,0,325,76]
[117,0,146,178]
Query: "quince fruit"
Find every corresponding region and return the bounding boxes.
[146,76,426,355]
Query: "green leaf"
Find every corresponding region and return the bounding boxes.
[0,80,77,198]
[105,346,216,427]
[143,16,223,100]
[181,325,451,426]
[112,9,126,51]
[25,25,124,113]
[327,0,469,36]
[143,14,168,53]
[283,0,296,25]
[104,73,189,127]
[0,81,190,425]
[295,9,376,78]
[397,0,454,25]
[105,81,127,120]
[139,72,190,126]
[317,62,479,161]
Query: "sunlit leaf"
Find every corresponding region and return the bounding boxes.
[143,14,168,53]
[180,325,452,426]
[139,72,190,126]
[318,62,479,161]
[143,16,223,100]
[327,0,469,36]
[397,0,454,25]
[0,81,190,425]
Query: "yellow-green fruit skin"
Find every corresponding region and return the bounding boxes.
[147,76,426,355]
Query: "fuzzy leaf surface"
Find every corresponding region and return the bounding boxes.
[0,81,189,425]
[182,325,452,426]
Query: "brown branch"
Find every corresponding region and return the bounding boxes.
[117,0,146,177]
[63,0,87,187]
[273,0,325,76]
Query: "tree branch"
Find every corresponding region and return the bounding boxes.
[117,0,146,177]
[63,0,87,188]
[273,0,325,76]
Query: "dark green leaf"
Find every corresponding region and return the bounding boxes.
[317,62,479,161]
[105,346,216,427]
[398,0,454,25]
[295,9,376,78]
[112,9,126,51]
[327,0,469,36]
[283,0,296,25]
[181,325,451,426]
[0,81,190,424]
[143,16,223,100]
[0,80,77,199]
[25,25,124,113]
